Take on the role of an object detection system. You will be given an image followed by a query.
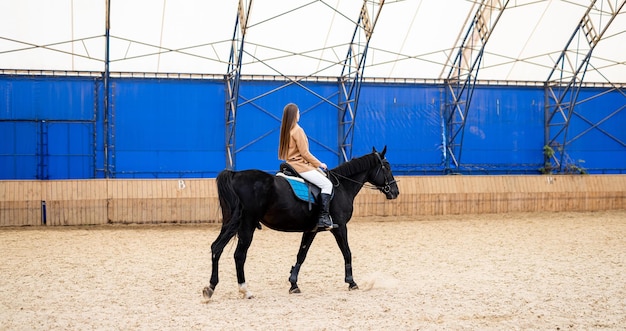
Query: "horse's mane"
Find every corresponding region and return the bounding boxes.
[332,152,377,177]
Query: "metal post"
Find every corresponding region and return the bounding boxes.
[544,0,626,173]
[443,0,509,173]
[338,0,384,163]
[104,0,112,177]
[225,0,253,170]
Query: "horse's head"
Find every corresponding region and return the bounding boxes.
[368,146,399,200]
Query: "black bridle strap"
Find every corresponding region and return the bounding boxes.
[373,152,397,193]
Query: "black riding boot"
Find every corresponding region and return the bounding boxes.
[317,193,334,230]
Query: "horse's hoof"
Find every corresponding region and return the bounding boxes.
[238,283,254,299]
[289,287,301,294]
[202,286,214,299]
[349,284,359,291]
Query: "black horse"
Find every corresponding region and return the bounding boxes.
[203,147,399,299]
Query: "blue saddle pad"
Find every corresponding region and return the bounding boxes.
[277,174,316,204]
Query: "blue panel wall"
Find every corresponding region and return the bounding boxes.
[0,75,97,179]
[0,121,38,179]
[356,83,444,174]
[1,74,624,179]
[0,76,95,121]
[460,85,545,174]
[355,84,547,174]
[47,122,95,179]
[235,80,339,172]
[562,87,626,173]
[111,78,224,178]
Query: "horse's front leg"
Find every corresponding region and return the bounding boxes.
[288,231,317,294]
[234,218,257,299]
[331,225,359,290]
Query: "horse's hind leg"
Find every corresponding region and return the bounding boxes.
[234,216,258,299]
[288,231,317,294]
[331,225,359,290]
[203,225,237,300]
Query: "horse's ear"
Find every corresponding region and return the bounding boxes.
[372,146,377,153]
[381,145,387,157]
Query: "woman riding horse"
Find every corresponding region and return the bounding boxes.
[203,145,399,299]
[278,103,335,230]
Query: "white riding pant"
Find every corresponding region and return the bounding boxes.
[299,169,333,194]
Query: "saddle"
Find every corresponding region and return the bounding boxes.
[276,163,321,208]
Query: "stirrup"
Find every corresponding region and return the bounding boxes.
[317,215,334,229]
[316,223,337,231]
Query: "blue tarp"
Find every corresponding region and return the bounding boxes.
[1,75,624,179]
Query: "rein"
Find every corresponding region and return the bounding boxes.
[326,153,397,193]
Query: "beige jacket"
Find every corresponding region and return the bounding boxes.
[285,124,322,173]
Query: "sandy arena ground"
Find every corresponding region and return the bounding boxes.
[1,210,625,330]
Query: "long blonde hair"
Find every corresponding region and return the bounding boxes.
[278,103,299,160]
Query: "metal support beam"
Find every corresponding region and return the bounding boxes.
[104,0,113,178]
[339,0,385,163]
[37,120,49,180]
[225,0,253,170]
[443,0,509,173]
[544,0,626,173]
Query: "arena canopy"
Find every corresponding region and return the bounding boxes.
[1,0,625,83]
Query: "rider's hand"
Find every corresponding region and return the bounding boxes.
[319,163,327,170]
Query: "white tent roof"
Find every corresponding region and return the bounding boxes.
[1,0,624,82]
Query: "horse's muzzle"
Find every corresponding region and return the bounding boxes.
[385,189,399,200]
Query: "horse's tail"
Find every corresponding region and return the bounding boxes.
[216,169,243,237]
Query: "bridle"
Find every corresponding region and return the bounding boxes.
[372,152,397,193]
[326,152,397,193]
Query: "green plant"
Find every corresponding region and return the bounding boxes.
[564,160,587,174]
[539,144,587,175]
[539,145,556,174]
[543,145,555,158]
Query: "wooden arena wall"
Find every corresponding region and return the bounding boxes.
[1,175,625,226]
